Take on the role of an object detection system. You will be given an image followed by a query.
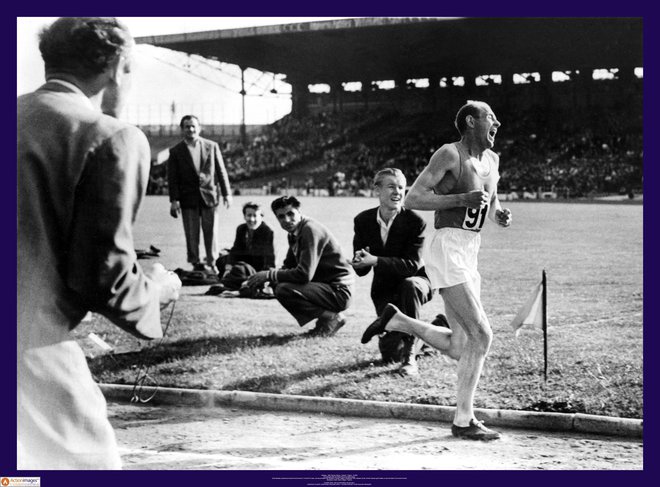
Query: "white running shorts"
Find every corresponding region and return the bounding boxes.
[424,227,481,292]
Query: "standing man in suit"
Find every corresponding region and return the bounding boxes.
[352,168,438,376]
[17,17,181,469]
[168,115,232,273]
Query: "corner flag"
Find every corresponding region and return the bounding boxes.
[510,280,544,336]
[510,270,549,382]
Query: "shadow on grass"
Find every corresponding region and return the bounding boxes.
[223,359,394,394]
[89,332,307,373]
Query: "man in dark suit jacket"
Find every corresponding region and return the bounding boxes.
[17,17,181,469]
[218,201,276,274]
[353,168,436,376]
[168,115,232,272]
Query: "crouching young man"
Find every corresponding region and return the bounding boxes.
[246,196,355,336]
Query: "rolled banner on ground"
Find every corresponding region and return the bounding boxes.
[88,332,114,353]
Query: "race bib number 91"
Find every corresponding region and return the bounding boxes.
[462,204,488,231]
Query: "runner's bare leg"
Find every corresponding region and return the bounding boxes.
[384,280,491,426]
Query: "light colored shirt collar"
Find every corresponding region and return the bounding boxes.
[185,137,200,148]
[185,138,202,173]
[376,207,400,245]
[47,78,95,111]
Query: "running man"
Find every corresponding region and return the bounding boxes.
[361,100,512,440]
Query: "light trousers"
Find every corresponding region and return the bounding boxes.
[181,205,218,265]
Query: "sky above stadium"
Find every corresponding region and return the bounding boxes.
[17,17,353,125]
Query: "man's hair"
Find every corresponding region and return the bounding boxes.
[39,17,132,79]
[454,100,488,135]
[271,196,301,213]
[242,201,263,216]
[373,168,406,188]
[179,115,200,128]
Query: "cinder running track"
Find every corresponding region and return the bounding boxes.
[108,402,642,470]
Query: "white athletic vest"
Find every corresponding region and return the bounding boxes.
[433,142,500,232]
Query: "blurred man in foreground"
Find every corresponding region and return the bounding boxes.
[17,17,181,469]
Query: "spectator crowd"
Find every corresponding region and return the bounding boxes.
[148,102,642,199]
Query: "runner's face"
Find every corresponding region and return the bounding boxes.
[375,175,406,211]
[475,105,501,148]
[274,205,302,233]
[244,208,263,230]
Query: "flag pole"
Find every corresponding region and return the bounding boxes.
[542,269,548,383]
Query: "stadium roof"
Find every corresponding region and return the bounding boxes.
[136,17,643,84]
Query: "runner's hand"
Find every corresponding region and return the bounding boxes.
[464,189,489,209]
[496,208,512,227]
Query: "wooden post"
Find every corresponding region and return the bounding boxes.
[542,269,548,383]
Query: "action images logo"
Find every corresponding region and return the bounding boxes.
[1,478,40,487]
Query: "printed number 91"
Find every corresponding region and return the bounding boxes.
[463,205,488,230]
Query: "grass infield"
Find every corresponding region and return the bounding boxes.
[75,195,643,419]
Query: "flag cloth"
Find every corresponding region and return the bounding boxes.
[510,280,544,336]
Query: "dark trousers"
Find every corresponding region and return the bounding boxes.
[217,253,267,273]
[275,281,353,326]
[373,276,433,319]
[375,276,433,360]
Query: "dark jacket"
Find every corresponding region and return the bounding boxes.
[167,137,231,208]
[276,217,354,288]
[353,207,427,305]
[226,222,276,271]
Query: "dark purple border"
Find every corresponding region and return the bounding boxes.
[6,2,656,486]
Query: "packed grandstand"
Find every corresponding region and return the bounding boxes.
[146,100,642,199]
[141,18,642,201]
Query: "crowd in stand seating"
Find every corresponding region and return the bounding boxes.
[287,106,641,198]
[494,107,642,197]
[147,101,642,199]
[221,110,391,183]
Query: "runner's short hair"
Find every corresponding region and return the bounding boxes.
[455,100,489,135]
